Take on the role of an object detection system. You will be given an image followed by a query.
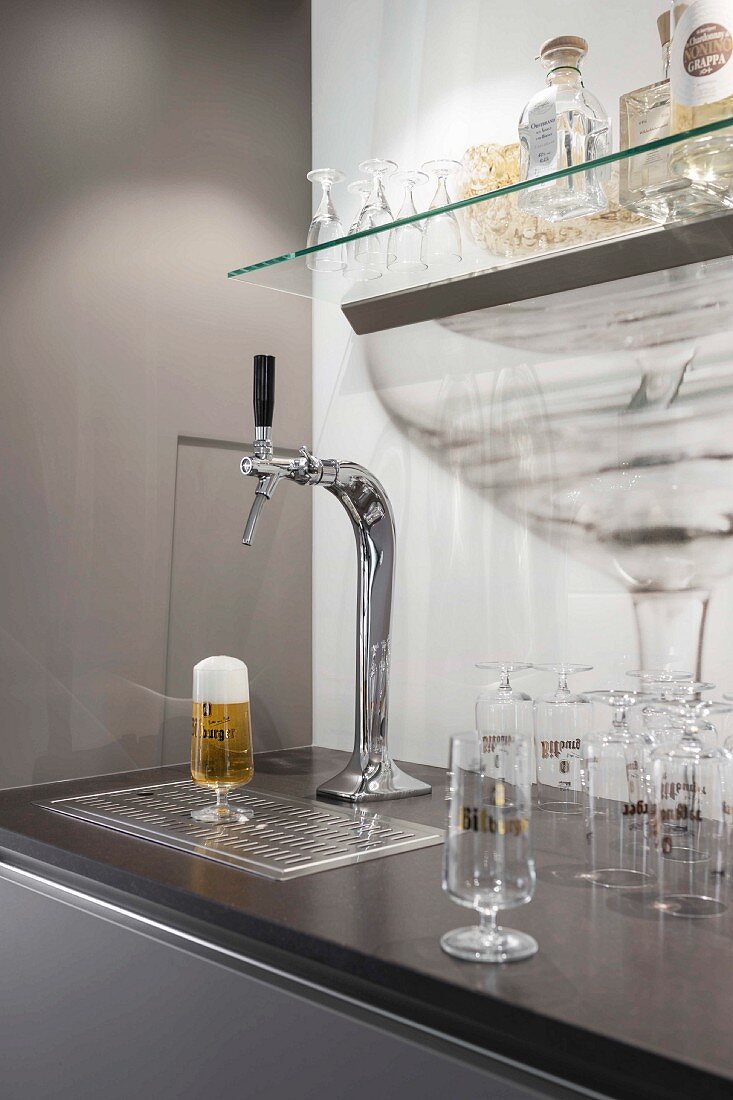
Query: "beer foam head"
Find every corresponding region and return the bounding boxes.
[193,655,249,704]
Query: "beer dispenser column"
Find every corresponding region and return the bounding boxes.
[239,354,430,803]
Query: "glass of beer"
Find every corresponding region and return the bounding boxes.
[190,655,254,823]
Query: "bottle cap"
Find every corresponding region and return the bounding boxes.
[193,656,249,704]
[657,10,671,47]
[538,35,588,65]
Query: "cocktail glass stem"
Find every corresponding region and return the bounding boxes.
[632,589,710,680]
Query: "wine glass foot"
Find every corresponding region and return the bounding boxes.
[653,893,727,918]
[580,868,655,889]
[191,804,252,824]
[440,925,538,963]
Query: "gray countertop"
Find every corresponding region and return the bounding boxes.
[0,746,730,1099]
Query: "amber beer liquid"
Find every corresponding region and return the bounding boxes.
[191,700,253,788]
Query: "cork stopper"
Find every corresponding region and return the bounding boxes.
[657,10,671,46]
[538,35,589,67]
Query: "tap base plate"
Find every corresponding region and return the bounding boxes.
[317,758,432,803]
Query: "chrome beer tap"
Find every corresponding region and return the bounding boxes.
[240,354,430,802]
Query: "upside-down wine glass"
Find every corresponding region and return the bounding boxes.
[421,159,462,267]
[441,732,538,963]
[306,169,346,272]
[345,179,381,280]
[354,158,397,272]
[532,664,593,814]
[387,170,428,274]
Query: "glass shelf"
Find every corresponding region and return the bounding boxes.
[228,119,733,334]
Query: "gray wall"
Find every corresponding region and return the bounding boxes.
[0,0,312,785]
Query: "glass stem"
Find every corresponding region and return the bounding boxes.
[215,786,228,812]
[315,182,335,219]
[433,176,449,209]
[479,910,499,940]
[632,589,710,680]
[558,673,569,693]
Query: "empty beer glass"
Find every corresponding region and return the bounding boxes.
[650,710,730,917]
[441,733,538,963]
[581,690,655,888]
[475,662,533,743]
[533,664,593,814]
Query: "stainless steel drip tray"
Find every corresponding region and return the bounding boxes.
[36,780,444,881]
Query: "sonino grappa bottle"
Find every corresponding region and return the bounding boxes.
[669,0,733,184]
[620,11,730,219]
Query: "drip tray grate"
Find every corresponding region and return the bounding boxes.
[37,780,443,880]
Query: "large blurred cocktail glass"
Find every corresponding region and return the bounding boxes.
[365,258,733,679]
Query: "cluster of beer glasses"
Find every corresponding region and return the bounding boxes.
[474,662,594,816]
[580,678,732,913]
[462,662,733,924]
[305,158,463,275]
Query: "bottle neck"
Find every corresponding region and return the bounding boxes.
[546,65,582,88]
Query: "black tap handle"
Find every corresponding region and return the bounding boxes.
[253,354,275,429]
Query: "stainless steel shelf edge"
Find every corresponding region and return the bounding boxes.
[341,212,733,335]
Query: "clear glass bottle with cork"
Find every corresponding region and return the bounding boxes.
[518,35,611,222]
[619,10,731,219]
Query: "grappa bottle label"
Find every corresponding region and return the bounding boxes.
[672,1,733,107]
[525,88,558,179]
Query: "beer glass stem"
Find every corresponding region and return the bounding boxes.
[215,786,230,813]
[478,910,499,942]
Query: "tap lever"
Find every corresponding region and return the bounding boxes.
[253,354,275,436]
